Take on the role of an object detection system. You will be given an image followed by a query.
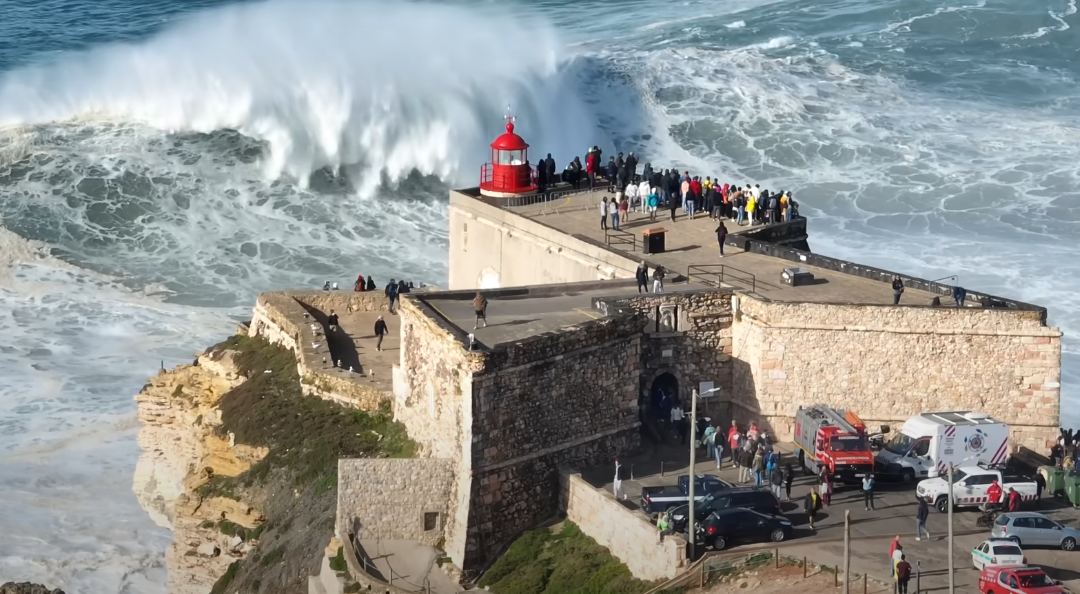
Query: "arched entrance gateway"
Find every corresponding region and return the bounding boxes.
[646,372,679,428]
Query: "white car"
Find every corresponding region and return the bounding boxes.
[971,538,1026,570]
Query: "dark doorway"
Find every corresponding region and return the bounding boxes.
[649,373,679,424]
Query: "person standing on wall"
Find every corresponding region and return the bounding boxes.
[373,315,388,352]
[600,196,609,230]
[636,261,650,293]
[473,292,488,330]
[915,496,931,540]
[652,265,666,293]
[613,459,628,500]
[385,278,400,314]
[862,472,876,511]
[892,275,905,305]
[715,221,728,258]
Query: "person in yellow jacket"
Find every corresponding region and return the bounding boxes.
[779,193,788,220]
[656,510,671,543]
[746,195,756,224]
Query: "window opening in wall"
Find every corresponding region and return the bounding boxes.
[423,512,440,531]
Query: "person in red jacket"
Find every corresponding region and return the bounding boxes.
[1007,487,1021,512]
[585,148,598,190]
[985,479,1003,512]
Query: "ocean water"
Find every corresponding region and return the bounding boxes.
[0,0,1077,590]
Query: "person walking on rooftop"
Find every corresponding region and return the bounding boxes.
[472,292,488,329]
[327,309,340,333]
[374,315,388,351]
[715,222,728,258]
[862,472,876,511]
[915,496,931,540]
[636,261,649,293]
[385,279,399,314]
[892,275,905,305]
[652,265,666,293]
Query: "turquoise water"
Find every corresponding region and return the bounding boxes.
[0,0,1077,590]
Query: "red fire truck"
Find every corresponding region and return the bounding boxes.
[794,405,876,484]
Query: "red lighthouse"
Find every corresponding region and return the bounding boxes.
[479,114,537,197]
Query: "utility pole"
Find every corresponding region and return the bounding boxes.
[843,509,850,594]
[947,463,955,594]
[687,388,699,560]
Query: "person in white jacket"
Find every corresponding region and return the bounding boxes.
[636,179,650,211]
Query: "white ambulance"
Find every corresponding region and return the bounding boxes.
[874,411,1010,483]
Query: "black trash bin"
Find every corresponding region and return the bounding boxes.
[643,227,667,254]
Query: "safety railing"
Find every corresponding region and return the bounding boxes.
[687,264,757,293]
[605,228,636,250]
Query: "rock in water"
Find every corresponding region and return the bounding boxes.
[0,583,66,594]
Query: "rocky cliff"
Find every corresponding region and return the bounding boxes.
[0,584,65,594]
[133,347,268,594]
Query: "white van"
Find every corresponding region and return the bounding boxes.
[874,411,1010,483]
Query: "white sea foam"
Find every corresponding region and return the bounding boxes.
[0,0,601,197]
[1013,0,1077,39]
[726,20,747,29]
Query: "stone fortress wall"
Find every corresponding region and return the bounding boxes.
[248,209,1063,586]
[730,297,1061,452]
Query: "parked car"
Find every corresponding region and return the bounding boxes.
[991,512,1079,551]
[640,474,733,514]
[977,565,1066,594]
[971,539,1026,570]
[668,487,781,533]
[696,508,792,551]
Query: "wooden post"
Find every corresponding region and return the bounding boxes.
[804,557,808,578]
[834,566,839,587]
[863,573,868,594]
[661,461,665,477]
[775,549,780,569]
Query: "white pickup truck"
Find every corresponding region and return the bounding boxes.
[916,464,1038,513]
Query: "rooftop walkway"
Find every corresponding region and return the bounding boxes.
[504,188,944,306]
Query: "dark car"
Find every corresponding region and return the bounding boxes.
[640,474,734,514]
[669,487,781,533]
[698,508,793,551]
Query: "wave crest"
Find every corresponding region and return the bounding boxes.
[0,0,602,194]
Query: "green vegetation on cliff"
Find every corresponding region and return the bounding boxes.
[202,334,416,593]
[480,522,662,594]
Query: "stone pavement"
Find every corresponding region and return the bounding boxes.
[335,309,400,393]
[581,440,1080,591]
[423,283,705,346]
[508,191,946,306]
[356,539,464,594]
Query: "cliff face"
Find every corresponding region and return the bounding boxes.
[133,348,268,594]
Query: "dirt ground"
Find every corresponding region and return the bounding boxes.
[696,563,895,594]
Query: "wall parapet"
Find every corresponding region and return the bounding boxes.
[559,470,686,581]
[247,291,390,411]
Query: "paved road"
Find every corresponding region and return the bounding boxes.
[582,441,1080,592]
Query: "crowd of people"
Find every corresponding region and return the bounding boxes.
[535,147,800,227]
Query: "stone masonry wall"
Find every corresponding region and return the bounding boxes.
[598,291,735,422]
[732,297,1062,451]
[394,297,487,567]
[465,431,639,570]
[337,458,455,548]
[560,471,686,581]
[248,292,387,410]
[461,314,645,569]
[472,316,643,466]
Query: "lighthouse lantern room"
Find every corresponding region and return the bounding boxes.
[479,113,537,197]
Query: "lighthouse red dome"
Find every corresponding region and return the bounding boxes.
[479,117,537,197]
[490,121,530,151]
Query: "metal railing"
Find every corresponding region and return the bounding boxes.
[496,184,598,210]
[688,264,757,293]
[605,228,636,250]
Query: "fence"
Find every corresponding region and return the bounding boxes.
[687,264,757,293]
[496,185,598,211]
[605,229,636,250]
